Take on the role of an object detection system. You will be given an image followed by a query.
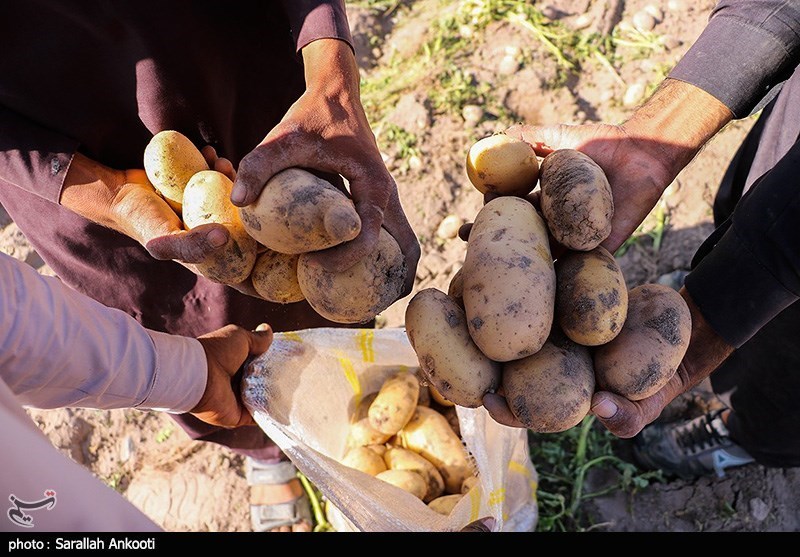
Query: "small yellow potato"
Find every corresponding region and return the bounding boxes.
[375,469,428,500]
[383,446,445,503]
[297,228,407,324]
[502,328,595,433]
[427,493,464,515]
[405,288,501,407]
[238,168,360,254]
[341,446,388,476]
[555,246,628,346]
[364,444,388,458]
[462,196,556,362]
[368,370,420,436]
[466,134,539,197]
[182,170,258,284]
[539,149,613,251]
[594,283,691,401]
[396,406,473,494]
[143,130,209,212]
[346,393,392,449]
[428,383,455,408]
[250,249,304,304]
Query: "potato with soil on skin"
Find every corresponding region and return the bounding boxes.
[250,249,304,304]
[466,134,540,197]
[297,227,407,324]
[555,245,628,346]
[502,327,595,433]
[346,393,392,449]
[143,130,209,213]
[396,406,473,494]
[427,493,464,515]
[341,446,388,476]
[368,370,420,436]
[594,283,691,401]
[462,196,556,362]
[182,170,258,285]
[374,469,428,500]
[238,167,361,254]
[405,288,501,408]
[447,267,465,308]
[539,149,613,251]
[383,446,445,503]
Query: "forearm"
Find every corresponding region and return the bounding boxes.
[302,38,360,99]
[0,252,207,412]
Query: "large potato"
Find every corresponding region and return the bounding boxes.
[462,196,556,362]
[143,130,209,212]
[383,446,445,503]
[250,249,304,304]
[502,328,595,433]
[182,170,258,284]
[238,168,361,254]
[341,446,388,476]
[405,288,501,407]
[466,134,539,197]
[368,370,420,436]
[555,246,628,346]
[297,228,407,324]
[539,149,613,251]
[594,283,691,401]
[375,469,428,500]
[427,494,464,515]
[396,406,473,494]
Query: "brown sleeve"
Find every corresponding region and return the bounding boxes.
[280,0,354,52]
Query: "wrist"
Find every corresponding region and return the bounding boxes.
[301,38,360,99]
[679,286,735,386]
[621,78,732,180]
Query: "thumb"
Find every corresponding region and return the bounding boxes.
[505,123,580,155]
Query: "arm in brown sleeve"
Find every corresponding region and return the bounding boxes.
[280,0,354,52]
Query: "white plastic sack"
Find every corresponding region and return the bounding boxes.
[241,327,539,532]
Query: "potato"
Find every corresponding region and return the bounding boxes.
[375,469,428,500]
[539,149,613,251]
[346,393,392,448]
[143,130,209,212]
[439,405,461,438]
[461,475,479,494]
[182,170,258,284]
[368,370,420,436]
[594,283,691,401]
[384,446,445,503]
[502,327,595,433]
[238,168,360,254]
[447,266,465,308]
[555,246,628,346]
[250,249,304,304]
[427,494,464,515]
[428,383,455,408]
[341,446,388,476]
[297,228,407,324]
[466,134,539,197]
[325,502,357,532]
[462,196,556,362]
[396,406,473,494]
[405,288,501,408]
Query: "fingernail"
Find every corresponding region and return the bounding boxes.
[592,398,618,419]
[230,185,246,205]
[255,323,271,332]
[207,228,228,248]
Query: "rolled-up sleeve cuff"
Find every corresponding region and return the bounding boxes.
[137,332,207,414]
[286,1,354,53]
[669,16,794,118]
[685,228,796,348]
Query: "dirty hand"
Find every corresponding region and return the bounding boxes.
[231,38,419,296]
[192,323,274,428]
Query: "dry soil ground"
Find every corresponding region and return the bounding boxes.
[5,0,799,533]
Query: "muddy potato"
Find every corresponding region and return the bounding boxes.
[427,493,464,515]
[297,228,407,324]
[182,170,258,284]
[143,130,209,212]
[462,196,556,362]
[502,328,595,433]
[341,446,388,476]
[238,168,360,254]
[384,446,445,503]
[405,288,501,407]
[250,249,304,304]
[539,149,613,251]
[347,393,392,448]
[368,370,420,436]
[555,246,628,346]
[466,134,539,197]
[396,406,473,494]
[375,469,428,500]
[594,283,691,401]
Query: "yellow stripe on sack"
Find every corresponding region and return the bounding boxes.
[282,331,303,343]
[487,487,506,507]
[337,352,362,401]
[358,330,374,362]
[509,460,539,494]
[468,483,482,521]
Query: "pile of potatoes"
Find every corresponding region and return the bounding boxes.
[405,133,691,433]
[143,130,406,324]
[327,369,479,528]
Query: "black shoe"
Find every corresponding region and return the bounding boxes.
[633,409,755,479]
